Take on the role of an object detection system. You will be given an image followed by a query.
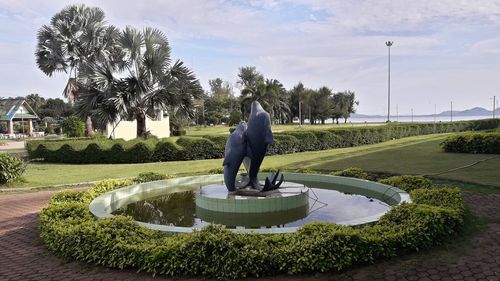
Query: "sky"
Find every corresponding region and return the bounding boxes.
[1,0,500,115]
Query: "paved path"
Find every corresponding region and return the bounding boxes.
[0,190,499,281]
[0,140,25,150]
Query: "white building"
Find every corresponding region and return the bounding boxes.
[105,112,170,140]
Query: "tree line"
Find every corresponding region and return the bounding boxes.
[199,66,358,126]
[33,4,358,138]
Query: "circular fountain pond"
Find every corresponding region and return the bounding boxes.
[89,173,410,234]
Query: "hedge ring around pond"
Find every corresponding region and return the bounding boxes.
[40,176,465,279]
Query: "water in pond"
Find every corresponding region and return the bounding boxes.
[113,183,390,228]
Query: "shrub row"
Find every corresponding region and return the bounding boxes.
[0,153,26,184]
[28,119,500,163]
[441,131,500,154]
[40,175,465,279]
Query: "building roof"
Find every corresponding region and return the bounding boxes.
[0,98,39,121]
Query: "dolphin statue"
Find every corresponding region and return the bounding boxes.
[244,101,274,190]
[223,121,248,192]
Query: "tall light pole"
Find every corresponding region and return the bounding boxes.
[450,101,453,122]
[386,41,393,122]
[493,96,496,119]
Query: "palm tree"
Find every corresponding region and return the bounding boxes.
[77,27,203,137]
[35,4,121,136]
[240,79,289,123]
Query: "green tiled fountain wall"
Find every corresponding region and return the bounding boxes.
[89,173,410,234]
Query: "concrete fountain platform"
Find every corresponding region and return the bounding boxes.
[195,182,309,213]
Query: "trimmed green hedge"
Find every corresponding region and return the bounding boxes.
[40,175,465,279]
[28,119,500,163]
[0,153,26,184]
[441,131,500,154]
[331,167,369,179]
[379,175,432,192]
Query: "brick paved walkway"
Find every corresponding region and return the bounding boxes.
[0,190,499,281]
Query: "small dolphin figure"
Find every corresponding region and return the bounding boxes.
[244,101,274,190]
[223,121,248,192]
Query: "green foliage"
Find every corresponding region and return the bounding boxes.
[441,132,500,154]
[0,153,26,184]
[379,175,432,192]
[176,137,222,160]
[61,116,85,137]
[207,167,224,174]
[40,176,465,279]
[279,131,318,151]
[27,120,499,164]
[267,134,299,155]
[331,167,369,179]
[410,187,464,213]
[134,172,173,183]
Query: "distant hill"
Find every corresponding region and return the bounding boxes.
[353,107,500,118]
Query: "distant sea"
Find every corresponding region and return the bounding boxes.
[322,115,495,124]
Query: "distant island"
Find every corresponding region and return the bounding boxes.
[352,107,500,118]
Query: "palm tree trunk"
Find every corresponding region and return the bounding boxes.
[136,112,147,137]
[85,116,94,137]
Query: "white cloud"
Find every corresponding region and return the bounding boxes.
[1,0,500,114]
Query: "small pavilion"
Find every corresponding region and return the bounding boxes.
[0,98,39,136]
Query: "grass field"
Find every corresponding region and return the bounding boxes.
[2,132,499,189]
[310,138,500,187]
[185,123,385,136]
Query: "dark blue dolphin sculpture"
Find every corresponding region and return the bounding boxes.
[222,121,247,192]
[223,101,284,192]
[244,101,274,189]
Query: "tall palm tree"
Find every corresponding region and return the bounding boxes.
[77,27,203,137]
[240,79,289,123]
[35,4,121,136]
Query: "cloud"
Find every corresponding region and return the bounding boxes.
[1,0,500,114]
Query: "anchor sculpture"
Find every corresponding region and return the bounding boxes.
[223,101,284,192]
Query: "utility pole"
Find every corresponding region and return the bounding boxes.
[298,101,302,127]
[450,101,453,122]
[411,108,414,123]
[493,96,496,119]
[386,41,393,122]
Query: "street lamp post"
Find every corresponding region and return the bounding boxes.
[21,108,24,137]
[386,41,393,122]
[493,96,496,119]
[450,101,453,122]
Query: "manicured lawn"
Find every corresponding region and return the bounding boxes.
[12,133,444,188]
[4,132,499,189]
[310,138,500,187]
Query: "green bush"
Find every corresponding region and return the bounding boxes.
[331,167,369,179]
[379,175,432,192]
[0,153,26,184]
[134,172,173,183]
[27,119,500,164]
[267,134,299,155]
[176,137,221,160]
[309,130,342,149]
[39,176,465,279]
[61,116,85,137]
[279,131,318,151]
[152,140,181,161]
[441,132,500,154]
[410,187,464,213]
